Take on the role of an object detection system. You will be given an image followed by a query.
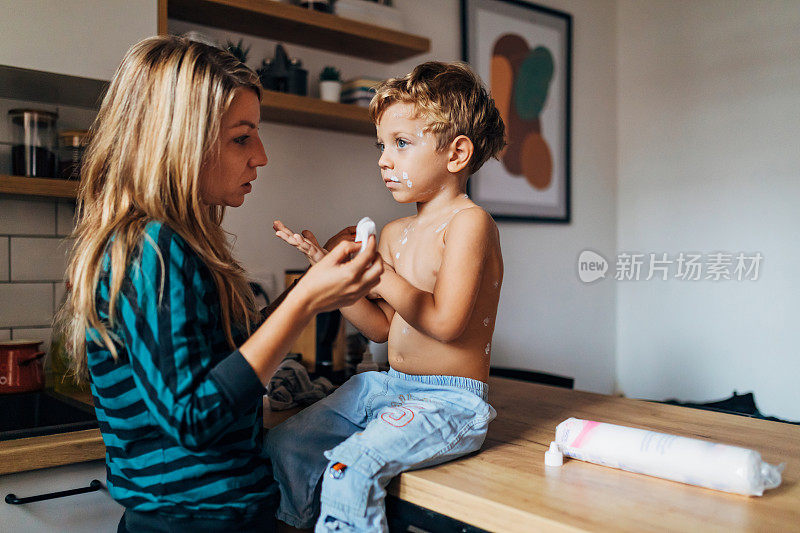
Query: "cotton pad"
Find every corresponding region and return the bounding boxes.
[355,217,376,253]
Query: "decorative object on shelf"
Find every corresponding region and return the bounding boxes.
[226,38,251,64]
[335,0,404,30]
[319,66,342,102]
[8,109,58,178]
[57,130,88,180]
[462,0,572,223]
[340,77,382,107]
[259,44,308,96]
[288,58,308,96]
[257,58,275,89]
[298,0,332,12]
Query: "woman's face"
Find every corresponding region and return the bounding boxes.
[200,89,267,207]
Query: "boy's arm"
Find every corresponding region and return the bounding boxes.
[375,209,491,343]
[337,224,397,343]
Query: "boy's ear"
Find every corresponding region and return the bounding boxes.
[447,135,474,174]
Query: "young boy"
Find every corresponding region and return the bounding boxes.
[267,61,506,532]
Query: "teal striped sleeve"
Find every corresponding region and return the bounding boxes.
[116,224,264,452]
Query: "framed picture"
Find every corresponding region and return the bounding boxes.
[461,0,572,223]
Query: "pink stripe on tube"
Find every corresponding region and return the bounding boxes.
[570,420,600,448]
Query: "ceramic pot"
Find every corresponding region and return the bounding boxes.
[319,80,342,103]
[0,340,46,394]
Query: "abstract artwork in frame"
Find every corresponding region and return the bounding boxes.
[462,0,572,222]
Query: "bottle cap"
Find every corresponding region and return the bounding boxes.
[544,441,563,467]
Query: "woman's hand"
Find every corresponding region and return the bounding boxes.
[273,220,327,264]
[295,236,383,313]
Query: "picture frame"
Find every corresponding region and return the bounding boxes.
[461,0,572,223]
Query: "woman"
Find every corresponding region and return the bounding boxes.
[56,35,381,532]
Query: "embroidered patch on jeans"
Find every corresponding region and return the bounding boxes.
[329,462,347,479]
[323,514,354,531]
[380,402,426,428]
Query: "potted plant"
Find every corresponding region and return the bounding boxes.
[226,39,250,64]
[319,66,342,103]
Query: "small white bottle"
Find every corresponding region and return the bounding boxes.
[356,346,379,374]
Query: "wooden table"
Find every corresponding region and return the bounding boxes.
[374,377,800,532]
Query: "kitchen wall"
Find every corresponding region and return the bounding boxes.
[174,0,620,394]
[4,1,794,419]
[0,99,91,348]
[616,0,800,419]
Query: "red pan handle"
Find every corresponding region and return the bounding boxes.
[19,351,46,366]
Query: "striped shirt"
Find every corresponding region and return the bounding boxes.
[87,221,276,520]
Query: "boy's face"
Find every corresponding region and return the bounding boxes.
[375,102,450,203]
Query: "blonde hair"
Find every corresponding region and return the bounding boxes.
[57,34,261,380]
[369,61,506,174]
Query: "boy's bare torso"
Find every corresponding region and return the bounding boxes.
[381,203,503,382]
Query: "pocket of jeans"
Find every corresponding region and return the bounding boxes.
[321,446,384,517]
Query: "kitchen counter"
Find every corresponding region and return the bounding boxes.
[0,391,103,475]
[385,378,800,532]
[4,379,799,531]
[0,428,105,475]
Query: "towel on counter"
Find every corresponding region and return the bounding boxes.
[266,357,335,411]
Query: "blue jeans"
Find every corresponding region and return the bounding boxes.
[264,369,496,532]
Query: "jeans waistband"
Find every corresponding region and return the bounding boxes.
[387,368,488,401]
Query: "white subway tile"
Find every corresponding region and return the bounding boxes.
[56,201,77,236]
[0,283,53,327]
[0,237,8,281]
[0,329,10,340]
[55,282,67,308]
[11,327,53,353]
[0,197,56,235]
[10,237,70,281]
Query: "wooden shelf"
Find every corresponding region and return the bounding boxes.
[167,0,430,63]
[0,65,107,110]
[261,89,373,135]
[0,175,79,199]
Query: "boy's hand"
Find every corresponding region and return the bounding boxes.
[297,236,383,313]
[324,226,357,251]
[367,255,395,299]
[273,220,327,264]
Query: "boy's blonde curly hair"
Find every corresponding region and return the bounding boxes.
[369,61,506,174]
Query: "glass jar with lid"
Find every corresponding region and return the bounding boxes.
[8,108,58,178]
[58,130,88,180]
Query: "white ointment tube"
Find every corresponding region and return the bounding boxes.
[554,418,784,496]
[355,217,376,253]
